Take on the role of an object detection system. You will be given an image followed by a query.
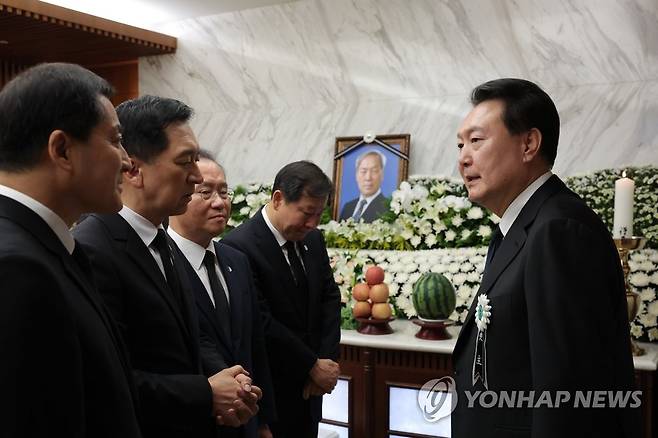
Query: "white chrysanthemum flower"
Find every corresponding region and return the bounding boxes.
[388,282,399,296]
[467,207,484,220]
[401,283,414,297]
[640,288,656,301]
[461,229,472,240]
[649,328,658,341]
[232,194,245,204]
[630,272,651,287]
[433,221,447,232]
[452,273,467,286]
[451,216,464,227]
[445,230,457,242]
[630,324,643,338]
[457,284,472,298]
[460,262,473,273]
[477,225,492,238]
[425,234,438,248]
[468,271,482,282]
[648,301,658,317]
[239,206,250,215]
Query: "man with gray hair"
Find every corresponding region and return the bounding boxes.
[339,149,388,222]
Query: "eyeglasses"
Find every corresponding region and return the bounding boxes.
[194,188,234,201]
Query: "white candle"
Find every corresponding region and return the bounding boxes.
[613,172,634,238]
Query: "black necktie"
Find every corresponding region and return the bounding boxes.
[485,225,503,268]
[203,251,232,338]
[151,229,183,306]
[284,241,308,288]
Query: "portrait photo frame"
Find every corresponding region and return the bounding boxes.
[332,133,410,222]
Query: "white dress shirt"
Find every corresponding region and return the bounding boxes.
[261,205,306,271]
[118,206,168,278]
[167,228,230,307]
[354,188,382,216]
[0,184,75,254]
[498,171,553,237]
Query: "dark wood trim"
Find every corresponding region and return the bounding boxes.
[338,343,655,438]
[0,0,176,50]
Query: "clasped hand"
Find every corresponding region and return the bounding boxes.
[208,365,263,427]
[303,358,339,400]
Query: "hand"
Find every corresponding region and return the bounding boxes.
[302,379,327,400]
[309,359,339,393]
[258,424,273,438]
[209,365,258,427]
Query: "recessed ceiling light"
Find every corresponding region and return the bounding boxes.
[0,40,9,45]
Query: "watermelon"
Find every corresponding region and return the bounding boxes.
[412,272,456,320]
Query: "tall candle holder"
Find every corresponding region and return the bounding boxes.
[613,236,647,356]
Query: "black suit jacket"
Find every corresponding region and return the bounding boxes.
[0,196,141,437]
[221,210,341,425]
[172,239,276,438]
[339,192,388,222]
[451,176,639,438]
[73,213,215,438]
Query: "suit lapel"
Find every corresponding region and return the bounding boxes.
[0,198,135,393]
[252,212,304,315]
[215,242,242,360]
[454,175,565,355]
[104,214,193,343]
[299,237,319,328]
[177,248,229,348]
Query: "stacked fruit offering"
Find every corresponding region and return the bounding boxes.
[352,266,392,320]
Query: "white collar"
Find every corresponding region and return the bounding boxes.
[261,205,287,248]
[499,171,553,236]
[0,184,75,254]
[167,227,216,270]
[118,205,163,247]
[359,188,381,204]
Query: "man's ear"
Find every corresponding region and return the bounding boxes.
[47,130,74,172]
[522,128,542,163]
[271,190,284,209]
[124,157,144,188]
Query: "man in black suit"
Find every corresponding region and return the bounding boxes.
[452,78,639,437]
[222,161,341,437]
[74,95,261,438]
[168,151,276,438]
[0,63,141,437]
[339,150,388,222]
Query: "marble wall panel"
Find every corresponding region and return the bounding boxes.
[140,0,658,185]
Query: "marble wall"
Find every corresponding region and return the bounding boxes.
[140,0,658,186]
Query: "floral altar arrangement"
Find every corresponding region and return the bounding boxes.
[225,166,658,341]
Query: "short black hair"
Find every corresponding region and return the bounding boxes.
[198,149,223,171]
[115,95,193,163]
[0,62,114,171]
[471,78,560,165]
[272,160,333,203]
